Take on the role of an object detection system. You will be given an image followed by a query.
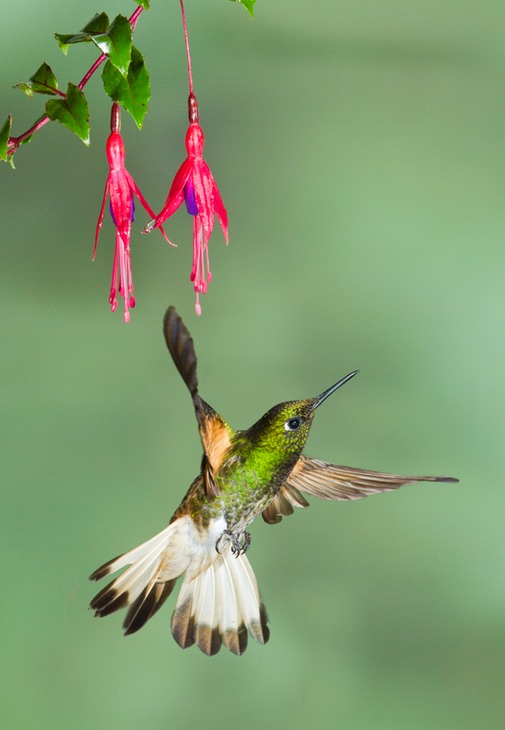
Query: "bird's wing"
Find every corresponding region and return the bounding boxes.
[262,454,457,524]
[163,306,231,499]
[164,305,202,422]
[261,483,309,525]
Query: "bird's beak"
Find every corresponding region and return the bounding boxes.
[312,370,359,411]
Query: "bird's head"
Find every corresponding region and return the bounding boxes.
[247,371,358,460]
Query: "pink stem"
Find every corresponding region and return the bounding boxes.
[7,5,144,156]
[179,0,199,124]
[179,0,194,95]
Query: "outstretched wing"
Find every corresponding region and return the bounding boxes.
[163,306,231,498]
[262,454,458,524]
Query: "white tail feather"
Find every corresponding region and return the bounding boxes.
[95,522,176,577]
[171,547,269,655]
[215,554,240,636]
[102,542,166,605]
[90,516,269,654]
[227,551,265,643]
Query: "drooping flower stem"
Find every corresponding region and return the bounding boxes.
[180,0,194,96]
[7,5,145,156]
[179,0,199,124]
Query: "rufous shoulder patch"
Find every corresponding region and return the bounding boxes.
[201,416,232,472]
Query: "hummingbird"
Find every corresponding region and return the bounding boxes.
[90,306,457,655]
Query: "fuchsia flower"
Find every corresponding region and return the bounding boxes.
[144,1,228,316]
[145,96,228,315]
[94,103,172,323]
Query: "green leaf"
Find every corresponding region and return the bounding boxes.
[45,83,90,145]
[135,0,150,9]
[102,46,150,130]
[91,15,131,78]
[0,114,13,162]
[82,12,110,34]
[14,62,59,97]
[228,0,255,18]
[55,13,110,54]
[54,14,131,76]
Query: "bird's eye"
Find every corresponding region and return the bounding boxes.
[284,417,303,432]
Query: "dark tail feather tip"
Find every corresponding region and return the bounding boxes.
[90,577,130,615]
[89,552,124,581]
[123,580,176,636]
[89,566,110,582]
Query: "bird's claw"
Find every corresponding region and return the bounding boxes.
[215,530,251,557]
[239,531,251,554]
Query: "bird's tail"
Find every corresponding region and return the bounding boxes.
[89,516,269,655]
[171,546,269,655]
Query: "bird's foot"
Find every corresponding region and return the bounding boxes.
[215,530,240,555]
[239,531,251,554]
[215,530,251,557]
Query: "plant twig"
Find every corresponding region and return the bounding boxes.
[7,4,145,156]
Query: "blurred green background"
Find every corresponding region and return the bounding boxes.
[1,1,504,728]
